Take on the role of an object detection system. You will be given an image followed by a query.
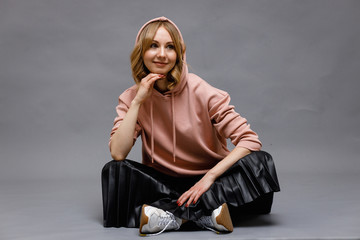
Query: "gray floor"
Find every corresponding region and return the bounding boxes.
[1,171,360,240]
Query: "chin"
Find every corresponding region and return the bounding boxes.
[151,69,170,75]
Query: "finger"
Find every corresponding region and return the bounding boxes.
[141,74,163,89]
[193,192,201,204]
[177,193,187,206]
[143,73,164,83]
[143,73,158,79]
[192,189,204,205]
[178,189,198,208]
[177,191,191,206]
[138,78,156,92]
[186,192,197,207]
[147,75,161,85]
[140,74,156,85]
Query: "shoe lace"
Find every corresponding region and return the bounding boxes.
[144,211,180,237]
[195,216,219,234]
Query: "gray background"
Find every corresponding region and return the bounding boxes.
[1,0,360,239]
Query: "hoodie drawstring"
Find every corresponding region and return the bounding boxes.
[171,92,176,162]
[149,92,176,163]
[150,96,154,163]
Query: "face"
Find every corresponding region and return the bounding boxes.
[143,26,177,75]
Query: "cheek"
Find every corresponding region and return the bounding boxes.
[169,53,177,66]
[143,50,154,61]
[143,51,154,67]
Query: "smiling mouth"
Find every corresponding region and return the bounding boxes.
[154,62,167,66]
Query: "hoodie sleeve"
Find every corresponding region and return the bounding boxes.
[109,88,142,149]
[208,90,262,151]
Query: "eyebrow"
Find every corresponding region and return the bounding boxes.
[152,40,174,44]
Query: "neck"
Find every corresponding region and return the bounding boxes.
[155,78,168,93]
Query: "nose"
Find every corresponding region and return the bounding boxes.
[157,46,166,58]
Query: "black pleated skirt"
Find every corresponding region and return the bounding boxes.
[101,151,280,228]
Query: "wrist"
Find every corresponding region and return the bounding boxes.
[130,98,142,107]
[205,170,218,182]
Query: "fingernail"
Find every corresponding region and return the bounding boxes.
[177,201,181,206]
[193,201,196,204]
[185,203,189,207]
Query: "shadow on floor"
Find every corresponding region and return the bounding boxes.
[177,213,279,232]
[232,214,280,227]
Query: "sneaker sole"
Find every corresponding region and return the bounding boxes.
[216,203,233,232]
[139,204,149,235]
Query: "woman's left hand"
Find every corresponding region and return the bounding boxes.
[177,174,216,207]
[177,147,251,208]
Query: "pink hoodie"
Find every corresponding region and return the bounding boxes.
[110,17,262,177]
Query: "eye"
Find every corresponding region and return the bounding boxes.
[150,43,158,48]
[167,44,175,50]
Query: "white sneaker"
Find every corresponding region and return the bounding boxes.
[139,205,182,236]
[195,203,233,233]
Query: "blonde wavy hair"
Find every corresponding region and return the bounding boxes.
[130,20,186,90]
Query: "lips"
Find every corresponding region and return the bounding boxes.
[153,61,167,66]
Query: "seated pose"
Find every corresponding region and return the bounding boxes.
[102,16,280,236]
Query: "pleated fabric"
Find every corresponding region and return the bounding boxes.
[101,151,280,228]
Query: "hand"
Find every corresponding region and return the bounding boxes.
[177,174,216,207]
[133,73,165,104]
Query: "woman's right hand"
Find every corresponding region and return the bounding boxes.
[111,73,165,160]
[133,73,165,104]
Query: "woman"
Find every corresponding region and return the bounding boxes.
[102,16,280,236]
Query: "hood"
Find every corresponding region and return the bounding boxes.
[135,16,188,163]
